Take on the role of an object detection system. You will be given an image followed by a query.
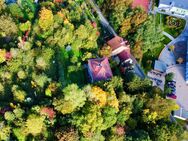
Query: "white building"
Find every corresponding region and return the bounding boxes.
[158,0,188,17]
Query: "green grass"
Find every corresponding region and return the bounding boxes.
[142,13,183,72]
[175,118,187,127]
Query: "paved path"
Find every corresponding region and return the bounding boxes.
[162,31,174,40]
[87,0,146,79]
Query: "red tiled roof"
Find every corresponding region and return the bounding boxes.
[118,48,131,61]
[88,57,113,82]
[107,36,127,51]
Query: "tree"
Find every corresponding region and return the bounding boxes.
[39,7,54,31]
[131,10,147,27]
[117,93,134,125]
[143,96,179,123]
[8,3,24,19]
[53,84,86,114]
[165,73,174,82]
[55,128,79,141]
[151,123,183,141]
[133,17,164,53]
[99,44,112,57]
[120,17,131,37]
[169,45,175,52]
[0,15,18,37]
[0,49,6,63]
[127,77,152,93]
[0,125,11,140]
[70,104,103,136]
[86,86,108,107]
[131,41,143,61]
[4,111,15,122]
[19,21,31,32]
[12,85,26,103]
[176,57,184,64]
[101,106,117,130]
[0,0,6,13]
[24,114,45,136]
[126,130,151,141]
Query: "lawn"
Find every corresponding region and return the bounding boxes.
[175,117,187,127]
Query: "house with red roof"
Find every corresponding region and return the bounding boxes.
[88,57,113,83]
[107,36,130,56]
[107,36,133,71]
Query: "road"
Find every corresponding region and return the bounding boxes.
[87,0,146,79]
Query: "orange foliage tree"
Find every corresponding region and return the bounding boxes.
[39,7,54,31]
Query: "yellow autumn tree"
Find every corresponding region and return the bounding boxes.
[131,11,147,27]
[120,17,132,37]
[90,86,108,107]
[99,44,112,57]
[0,49,6,64]
[39,7,54,31]
[106,90,119,111]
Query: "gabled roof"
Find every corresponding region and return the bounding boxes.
[118,48,131,62]
[107,36,127,51]
[88,57,113,82]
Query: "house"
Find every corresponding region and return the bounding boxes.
[118,49,132,64]
[87,57,113,83]
[107,36,130,56]
[158,0,188,16]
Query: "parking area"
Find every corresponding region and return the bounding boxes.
[167,65,188,111]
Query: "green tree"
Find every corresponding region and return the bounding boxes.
[126,130,151,141]
[143,96,179,123]
[39,7,54,31]
[151,123,183,141]
[127,77,152,93]
[0,15,18,37]
[8,3,24,19]
[53,84,86,114]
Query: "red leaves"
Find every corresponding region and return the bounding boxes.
[40,107,56,121]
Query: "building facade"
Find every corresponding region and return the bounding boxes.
[158,0,188,17]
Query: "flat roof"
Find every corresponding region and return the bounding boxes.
[159,0,188,10]
[154,60,167,73]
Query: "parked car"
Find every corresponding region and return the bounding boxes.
[167,93,177,99]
